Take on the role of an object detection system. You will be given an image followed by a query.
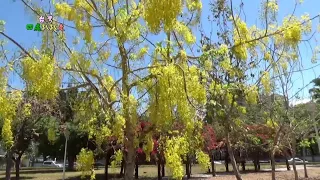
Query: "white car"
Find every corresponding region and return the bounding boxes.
[42,161,63,168]
[214,161,223,164]
[288,158,308,164]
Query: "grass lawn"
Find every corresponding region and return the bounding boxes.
[0,163,293,180]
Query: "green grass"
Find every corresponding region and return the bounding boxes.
[0,164,307,180]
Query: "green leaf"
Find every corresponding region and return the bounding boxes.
[299,139,311,148]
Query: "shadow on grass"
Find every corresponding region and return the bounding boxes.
[0,167,304,180]
[59,173,161,180]
[60,175,215,180]
[60,171,283,180]
[21,169,64,174]
[0,177,33,180]
[0,169,80,176]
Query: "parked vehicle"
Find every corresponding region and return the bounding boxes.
[42,161,63,168]
[66,162,78,168]
[213,161,223,164]
[93,162,105,169]
[288,158,308,164]
[94,162,104,167]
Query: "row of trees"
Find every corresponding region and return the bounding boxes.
[1,0,320,180]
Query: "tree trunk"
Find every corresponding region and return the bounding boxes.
[291,137,299,180]
[135,162,138,179]
[283,150,291,171]
[15,156,21,180]
[120,159,125,177]
[105,155,110,180]
[211,153,216,176]
[120,42,135,180]
[254,150,260,172]
[310,146,315,162]
[5,151,13,180]
[186,156,191,179]
[302,146,308,178]
[241,161,245,171]
[258,160,260,171]
[161,161,165,177]
[270,151,276,180]
[67,155,75,171]
[123,134,135,179]
[254,159,258,172]
[225,162,229,172]
[292,158,298,180]
[286,158,290,171]
[31,157,35,167]
[158,159,161,180]
[226,133,242,180]
[225,150,229,172]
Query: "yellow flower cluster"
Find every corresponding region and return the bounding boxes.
[96,126,111,147]
[22,54,60,100]
[245,85,258,104]
[186,0,202,11]
[279,14,311,48]
[76,149,95,178]
[196,150,210,170]
[55,0,92,42]
[261,71,271,95]
[0,70,21,120]
[112,114,125,140]
[264,52,271,61]
[144,0,182,33]
[101,75,117,102]
[107,7,142,42]
[164,136,189,180]
[233,17,251,60]
[0,70,22,149]
[22,103,32,117]
[136,47,149,60]
[174,22,196,44]
[111,150,123,168]
[282,17,302,47]
[1,118,13,149]
[148,63,206,130]
[266,0,278,13]
[143,133,154,161]
[55,2,74,20]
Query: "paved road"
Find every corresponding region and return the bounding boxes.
[172,165,320,179]
[262,164,319,172]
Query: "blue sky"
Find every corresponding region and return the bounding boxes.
[1,0,320,104]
